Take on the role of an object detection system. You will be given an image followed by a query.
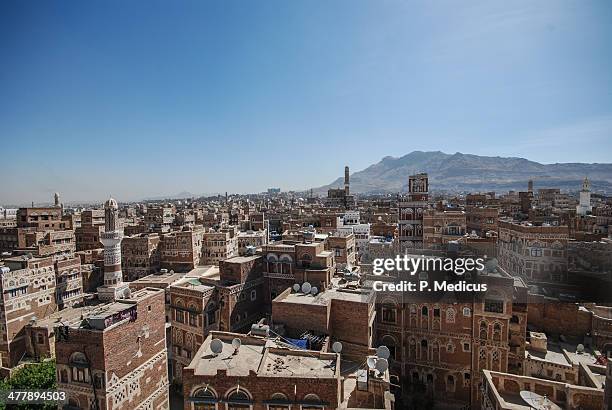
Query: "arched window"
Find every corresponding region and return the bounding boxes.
[70,352,88,366]
[300,253,312,268]
[420,339,428,360]
[479,321,488,340]
[493,323,502,342]
[269,393,289,410]
[192,387,216,410]
[421,306,428,316]
[279,255,292,263]
[446,308,456,323]
[227,388,250,410]
[69,352,90,384]
[303,394,324,410]
[188,304,198,326]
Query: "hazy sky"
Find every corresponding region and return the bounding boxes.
[1,0,612,205]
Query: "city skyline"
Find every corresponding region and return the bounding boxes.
[2,0,612,204]
[2,148,612,206]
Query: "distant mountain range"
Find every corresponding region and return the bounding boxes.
[314,151,612,194]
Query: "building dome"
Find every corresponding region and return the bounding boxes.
[104,197,118,209]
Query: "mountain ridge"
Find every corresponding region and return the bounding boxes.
[314,151,612,194]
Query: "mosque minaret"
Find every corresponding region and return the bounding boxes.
[576,176,592,216]
[97,196,130,301]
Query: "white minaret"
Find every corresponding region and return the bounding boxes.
[576,177,592,216]
[97,197,130,301]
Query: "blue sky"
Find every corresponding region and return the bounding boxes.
[1,0,611,204]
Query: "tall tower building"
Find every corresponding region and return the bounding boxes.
[97,197,130,301]
[398,173,429,250]
[344,165,350,196]
[576,176,592,216]
[54,192,61,207]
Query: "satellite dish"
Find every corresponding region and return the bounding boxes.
[301,282,312,294]
[519,391,561,410]
[310,287,318,296]
[293,284,301,292]
[376,345,390,360]
[232,338,242,349]
[375,358,388,374]
[577,344,584,353]
[210,339,223,355]
[367,357,377,369]
[332,342,343,353]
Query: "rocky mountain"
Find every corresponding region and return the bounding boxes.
[315,151,612,194]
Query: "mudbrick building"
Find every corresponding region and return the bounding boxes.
[167,256,265,385]
[122,233,161,281]
[398,173,429,250]
[360,252,530,409]
[182,331,393,410]
[55,288,169,410]
[497,220,569,282]
[0,255,57,373]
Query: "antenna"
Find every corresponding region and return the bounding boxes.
[210,339,223,356]
[367,357,377,369]
[301,282,312,294]
[310,287,318,296]
[293,284,301,293]
[376,345,390,360]
[332,341,343,354]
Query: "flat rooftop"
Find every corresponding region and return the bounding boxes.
[171,277,215,292]
[187,331,339,379]
[186,265,220,280]
[224,255,260,264]
[131,271,185,286]
[277,281,371,306]
[30,305,94,330]
[259,348,336,378]
[527,345,570,366]
[67,288,162,330]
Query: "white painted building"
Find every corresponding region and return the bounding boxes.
[576,177,593,216]
[337,211,370,259]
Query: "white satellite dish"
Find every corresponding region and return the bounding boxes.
[232,338,242,350]
[293,284,301,292]
[210,339,223,355]
[301,282,312,294]
[375,358,388,374]
[367,357,377,369]
[376,346,390,360]
[576,344,584,353]
[332,342,343,353]
[519,391,561,410]
[311,287,318,296]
